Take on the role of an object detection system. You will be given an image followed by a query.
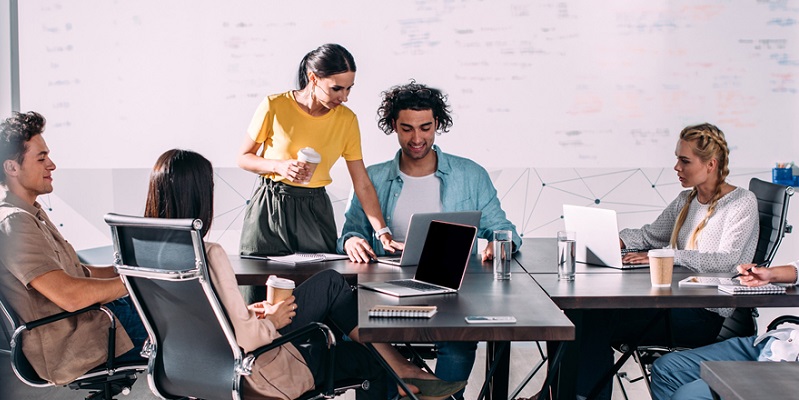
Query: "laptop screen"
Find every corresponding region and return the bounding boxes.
[414,220,477,290]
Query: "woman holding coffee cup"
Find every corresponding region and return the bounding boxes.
[570,123,759,400]
[237,43,400,256]
[145,149,465,400]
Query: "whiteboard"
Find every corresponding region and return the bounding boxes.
[18,0,799,170]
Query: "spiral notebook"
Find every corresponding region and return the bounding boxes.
[368,305,438,318]
[718,283,786,295]
[242,253,349,265]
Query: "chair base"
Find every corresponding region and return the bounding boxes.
[68,370,139,400]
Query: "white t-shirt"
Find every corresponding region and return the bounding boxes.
[390,172,442,242]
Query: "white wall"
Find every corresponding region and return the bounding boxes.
[9,0,799,269]
[0,0,12,117]
[15,0,799,170]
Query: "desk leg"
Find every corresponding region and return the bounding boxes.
[480,341,510,400]
[549,309,583,400]
[364,343,420,400]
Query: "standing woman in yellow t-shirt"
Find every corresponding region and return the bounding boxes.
[238,43,400,256]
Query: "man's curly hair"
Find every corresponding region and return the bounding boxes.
[0,111,46,184]
[376,80,453,135]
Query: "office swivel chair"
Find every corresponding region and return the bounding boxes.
[104,213,369,400]
[0,292,146,399]
[614,177,794,399]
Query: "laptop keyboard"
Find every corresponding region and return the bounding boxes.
[388,280,444,291]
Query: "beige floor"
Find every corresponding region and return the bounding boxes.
[1,342,655,400]
[337,342,654,400]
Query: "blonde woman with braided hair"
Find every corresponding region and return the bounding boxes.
[570,123,759,400]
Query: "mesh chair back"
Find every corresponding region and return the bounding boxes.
[106,213,243,400]
[749,177,793,266]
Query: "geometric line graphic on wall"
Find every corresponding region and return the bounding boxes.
[491,168,772,239]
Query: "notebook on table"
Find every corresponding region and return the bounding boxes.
[378,211,481,267]
[562,204,650,270]
[368,305,438,318]
[718,283,786,295]
[241,253,349,265]
[359,220,477,297]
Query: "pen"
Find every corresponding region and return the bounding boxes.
[731,261,768,279]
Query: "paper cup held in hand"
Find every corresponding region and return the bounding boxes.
[296,147,321,184]
[266,275,296,305]
[648,248,675,287]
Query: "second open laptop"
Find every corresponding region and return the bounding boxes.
[562,204,649,270]
[378,211,481,266]
[359,220,477,297]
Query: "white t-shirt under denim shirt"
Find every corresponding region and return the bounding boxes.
[620,187,759,317]
[390,172,442,242]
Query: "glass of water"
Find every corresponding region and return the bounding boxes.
[557,231,576,281]
[493,230,513,280]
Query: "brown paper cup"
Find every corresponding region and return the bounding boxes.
[266,275,295,304]
[648,249,675,287]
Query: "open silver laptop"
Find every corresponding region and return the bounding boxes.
[360,220,477,297]
[378,211,481,266]
[562,204,649,270]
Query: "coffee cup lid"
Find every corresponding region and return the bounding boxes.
[266,275,295,289]
[297,147,321,163]
[648,248,675,258]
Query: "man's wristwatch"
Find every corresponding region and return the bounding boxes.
[375,226,392,239]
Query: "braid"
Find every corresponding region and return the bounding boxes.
[670,123,730,249]
[670,188,697,248]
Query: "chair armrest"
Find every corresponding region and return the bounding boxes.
[12,304,120,372]
[21,304,109,331]
[246,322,336,397]
[767,315,799,331]
[249,322,334,359]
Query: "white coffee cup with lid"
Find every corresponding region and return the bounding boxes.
[296,147,321,184]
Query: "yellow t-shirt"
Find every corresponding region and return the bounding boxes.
[246,91,363,188]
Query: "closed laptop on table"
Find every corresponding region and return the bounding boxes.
[562,204,649,270]
[360,220,477,297]
[378,211,481,267]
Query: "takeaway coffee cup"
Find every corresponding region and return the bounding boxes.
[296,147,321,184]
[266,275,295,304]
[648,248,675,287]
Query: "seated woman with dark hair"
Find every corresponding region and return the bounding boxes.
[144,149,466,400]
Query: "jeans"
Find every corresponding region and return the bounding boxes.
[104,297,148,364]
[279,270,385,400]
[575,308,724,400]
[434,341,477,399]
[650,335,764,400]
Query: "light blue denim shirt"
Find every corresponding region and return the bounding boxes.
[337,145,522,255]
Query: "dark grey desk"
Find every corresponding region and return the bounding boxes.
[231,253,528,285]
[231,254,573,400]
[518,237,799,400]
[358,271,574,400]
[701,361,799,400]
[529,271,799,400]
[515,237,687,275]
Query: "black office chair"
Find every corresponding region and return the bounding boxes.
[0,291,146,399]
[104,213,368,400]
[615,177,794,398]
